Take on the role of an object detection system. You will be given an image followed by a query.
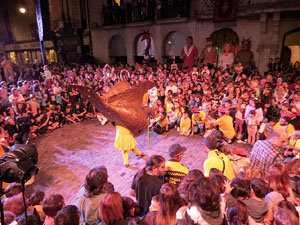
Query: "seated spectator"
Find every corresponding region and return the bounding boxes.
[144,183,184,225]
[227,201,249,225]
[176,177,226,224]
[177,169,204,202]
[54,205,80,225]
[164,144,189,187]
[265,164,295,211]
[130,155,165,216]
[27,191,46,222]
[179,111,191,136]
[122,197,140,219]
[3,193,25,217]
[0,211,16,225]
[98,192,129,225]
[203,130,236,180]
[243,178,270,224]
[251,129,288,172]
[152,111,169,136]
[273,208,299,225]
[76,166,110,225]
[15,213,40,225]
[43,194,65,225]
[190,108,206,136]
[207,106,236,142]
[274,116,295,137]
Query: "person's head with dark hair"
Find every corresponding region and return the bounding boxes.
[84,166,108,197]
[250,178,270,199]
[266,163,290,199]
[5,183,22,198]
[178,169,204,202]
[3,194,25,216]
[136,155,165,182]
[15,213,40,225]
[277,200,299,219]
[227,201,249,225]
[274,208,299,225]
[186,36,193,46]
[42,194,65,218]
[230,178,250,199]
[280,116,291,126]
[285,159,300,177]
[122,197,140,218]
[54,205,80,225]
[156,183,184,225]
[190,177,221,212]
[128,218,148,225]
[0,211,16,225]
[209,169,226,193]
[27,191,45,206]
[99,192,124,225]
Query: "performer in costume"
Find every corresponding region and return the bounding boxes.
[218,43,234,69]
[114,124,145,167]
[199,38,218,66]
[180,36,198,71]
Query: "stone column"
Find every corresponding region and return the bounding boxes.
[270,12,280,58]
[257,13,267,73]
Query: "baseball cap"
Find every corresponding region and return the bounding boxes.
[168,144,187,157]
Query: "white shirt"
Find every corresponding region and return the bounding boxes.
[165,84,178,95]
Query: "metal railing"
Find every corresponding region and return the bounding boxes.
[101,0,191,26]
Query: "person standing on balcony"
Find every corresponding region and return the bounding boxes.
[180,36,198,71]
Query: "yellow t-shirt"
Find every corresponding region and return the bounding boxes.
[274,122,295,137]
[204,150,236,181]
[192,111,206,123]
[165,160,189,187]
[158,117,169,128]
[180,117,191,131]
[215,115,236,139]
[166,103,174,113]
[175,107,184,118]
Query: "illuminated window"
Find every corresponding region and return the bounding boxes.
[23,51,29,63]
[9,52,16,63]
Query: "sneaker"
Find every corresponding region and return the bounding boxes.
[237,140,246,144]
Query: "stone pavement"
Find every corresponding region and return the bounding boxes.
[26,119,250,205]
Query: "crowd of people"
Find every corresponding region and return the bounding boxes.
[0,46,300,224]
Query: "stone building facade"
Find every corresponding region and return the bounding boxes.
[91,0,300,73]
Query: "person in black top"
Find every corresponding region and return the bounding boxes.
[72,102,86,121]
[130,155,165,216]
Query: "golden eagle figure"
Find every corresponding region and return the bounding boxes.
[72,81,155,137]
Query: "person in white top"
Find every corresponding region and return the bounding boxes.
[165,80,178,95]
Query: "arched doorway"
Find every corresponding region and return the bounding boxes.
[210,28,239,56]
[281,28,300,67]
[164,31,185,64]
[135,32,155,63]
[109,35,127,63]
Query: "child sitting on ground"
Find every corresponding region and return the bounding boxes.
[179,111,191,136]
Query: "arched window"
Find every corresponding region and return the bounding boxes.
[109,35,127,63]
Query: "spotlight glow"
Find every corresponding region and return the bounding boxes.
[19,7,26,14]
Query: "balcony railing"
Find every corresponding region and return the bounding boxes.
[101,0,191,26]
